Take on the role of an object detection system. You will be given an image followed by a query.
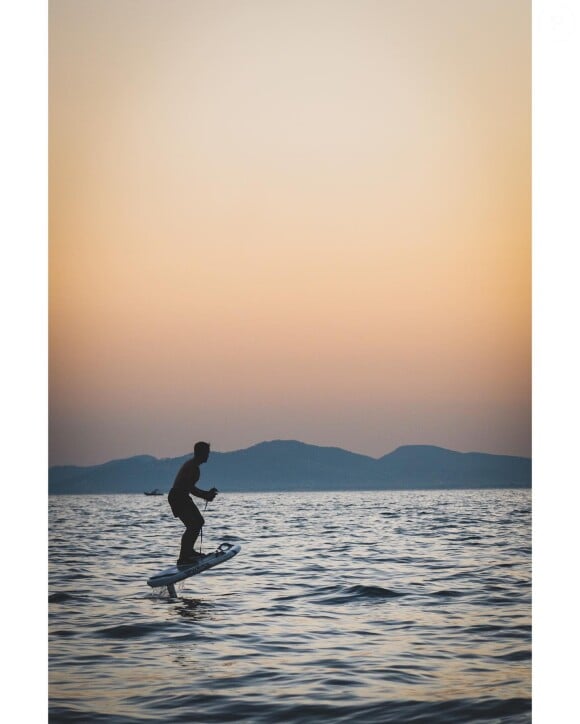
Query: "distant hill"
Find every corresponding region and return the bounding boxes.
[48,440,531,494]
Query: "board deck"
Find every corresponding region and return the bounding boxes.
[147,542,241,589]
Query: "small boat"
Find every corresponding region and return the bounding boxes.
[144,488,164,496]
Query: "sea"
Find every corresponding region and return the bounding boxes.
[49,490,531,723]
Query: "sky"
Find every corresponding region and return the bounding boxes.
[49,0,530,466]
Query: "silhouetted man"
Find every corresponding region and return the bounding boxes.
[168,441,218,565]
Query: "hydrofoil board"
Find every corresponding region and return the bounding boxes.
[147,542,241,597]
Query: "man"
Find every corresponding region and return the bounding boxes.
[168,441,218,565]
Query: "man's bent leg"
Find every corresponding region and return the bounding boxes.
[178,505,205,559]
[180,525,200,559]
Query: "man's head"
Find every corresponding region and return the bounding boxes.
[194,441,210,463]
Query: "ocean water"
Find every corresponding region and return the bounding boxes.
[49,490,531,723]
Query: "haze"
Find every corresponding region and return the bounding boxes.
[49,0,530,466]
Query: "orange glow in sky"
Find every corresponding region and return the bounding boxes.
[50,0,530,465]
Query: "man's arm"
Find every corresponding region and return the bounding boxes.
[191,486,218,502]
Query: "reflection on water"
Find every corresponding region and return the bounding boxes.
[50,490,531,723]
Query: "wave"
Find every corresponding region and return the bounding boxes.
[316,583,406,605]
[95,623,163,639]
[348,584,406,599]
[49,592,75,603]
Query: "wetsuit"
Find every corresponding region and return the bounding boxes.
[168,458,206,560]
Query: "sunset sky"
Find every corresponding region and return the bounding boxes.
[49,0,530,466]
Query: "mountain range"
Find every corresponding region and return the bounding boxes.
[48,440,531,494]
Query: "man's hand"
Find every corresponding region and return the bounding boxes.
[207,487,218,502]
